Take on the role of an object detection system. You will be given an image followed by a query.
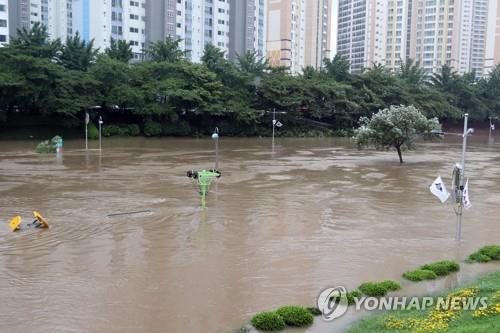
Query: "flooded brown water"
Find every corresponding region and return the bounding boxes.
[0,134,499,333]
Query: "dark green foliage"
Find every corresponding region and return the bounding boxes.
[403,269,438,281]
[35,135,63,153]
[380,280,401,292]
[87,122,99,139]
[468,253,492,263]
[468,245,500,262]
[306,307,322,316]
[250,311,286,331]
[420,260,460,276]
[478,245,500,260]
[143,120,162,137]
[2,24,500,137]
[346,290,362,305]
[103,124,140,137]
[275,306,314,327]
[359,280,401,297]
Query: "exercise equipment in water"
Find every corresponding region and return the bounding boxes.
[187,169,221,207]
[8,211,49,232]
[9,216,22,231]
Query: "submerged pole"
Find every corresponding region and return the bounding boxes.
[98,116,103,151]
[272,108,276,151]
[212,127,219,170]
[456,113,469,241]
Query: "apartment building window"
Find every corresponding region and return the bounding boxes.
[130,14,139,20]
[112,0,123,7]
[0,5,5,11]
[0,20,7,27]
[0,35,6,42]
[130,27,139,33]
[218,8,225,13]
[130,1,139,6]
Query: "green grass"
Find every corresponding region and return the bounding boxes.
[275,305,314,327]
[358,280,401,297]
[468,245,500,263]
[346,271,500,333]
[250,311,285,331]
[403,269,438,281]
[420,260,460,276]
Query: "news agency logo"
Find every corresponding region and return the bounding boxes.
[317,286,489,321]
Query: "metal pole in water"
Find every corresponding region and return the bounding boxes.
[99,116,103,151]
[456,113,469,241]
[272,108,276,151]
[212,127,219,170]
[85,112,89,151]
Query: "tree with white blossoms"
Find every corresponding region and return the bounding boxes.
[354,105,441,163]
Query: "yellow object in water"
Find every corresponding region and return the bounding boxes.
[9,216,22,232]
[33,211,49,228]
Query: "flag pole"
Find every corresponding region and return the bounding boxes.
[272,108,276,152]
[456,113,469,241]
[85,112,89,151]
[98,116,103,151]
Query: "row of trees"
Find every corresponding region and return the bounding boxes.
[0,23,499,137]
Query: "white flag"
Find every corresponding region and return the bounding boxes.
[275,121,283,128]
[463,179,471,208]
[85,112,90,125]
[430,176,450,203]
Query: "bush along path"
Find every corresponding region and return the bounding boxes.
[403,260,460,282]
[347,271,500,333]
[245,249,500,332]
[467,245,500,263]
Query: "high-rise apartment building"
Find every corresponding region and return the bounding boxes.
[305,0,333,69]
[228,0,266,61]
[266,0,305,73]
[0,0,8,45]
[266,0,333,73]
[337,0,496,77]
[336,0,387,72]
[146,0,231,63]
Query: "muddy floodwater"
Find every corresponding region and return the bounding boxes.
[0,135,499,333]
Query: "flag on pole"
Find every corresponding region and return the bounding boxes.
[275,121,283,128]
[430,176,450,203]
[491,124,495,131]
[85,112,90,125]
[463,179,471,208]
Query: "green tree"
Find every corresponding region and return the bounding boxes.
[146,37,185,62]
[398,59,427,87]
[59,32,99,71]
[323,54,351,81]
[10,22,61,58]
[105,38,133,63]
[354,105,440,163]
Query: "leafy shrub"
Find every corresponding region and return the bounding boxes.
[102,125,120,137]
[346,290,362,305]
[88,122,99,139]
[478,245,500,260]
[380,280,401,291]
[359,280,400,297]
[127,124,141,136]
[468,253,492,263]
[468,246,500,263]
[162,120,191,136]
[143,120,162,137]
[403,269,438,281]
[306,307,322,316]
[35,140,52,153]
[250,311,285,331]
[420,260,460,276]
[276,306,314,327]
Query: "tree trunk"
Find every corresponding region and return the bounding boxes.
[396,145,403,163]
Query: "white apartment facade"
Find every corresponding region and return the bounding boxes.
[337,0,387,72]
[0,0,8,45]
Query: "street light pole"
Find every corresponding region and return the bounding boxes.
[98,116,103,151]
[456,113,470,241]
[272,108,276,152]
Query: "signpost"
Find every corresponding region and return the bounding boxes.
[85,112,89,151]
[455,113,473,241]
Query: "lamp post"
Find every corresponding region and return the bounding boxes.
[212,127,219,170]
[98,116,103,151]
[455,113,474,241]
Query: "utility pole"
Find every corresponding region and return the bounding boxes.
[456,113,473,241]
